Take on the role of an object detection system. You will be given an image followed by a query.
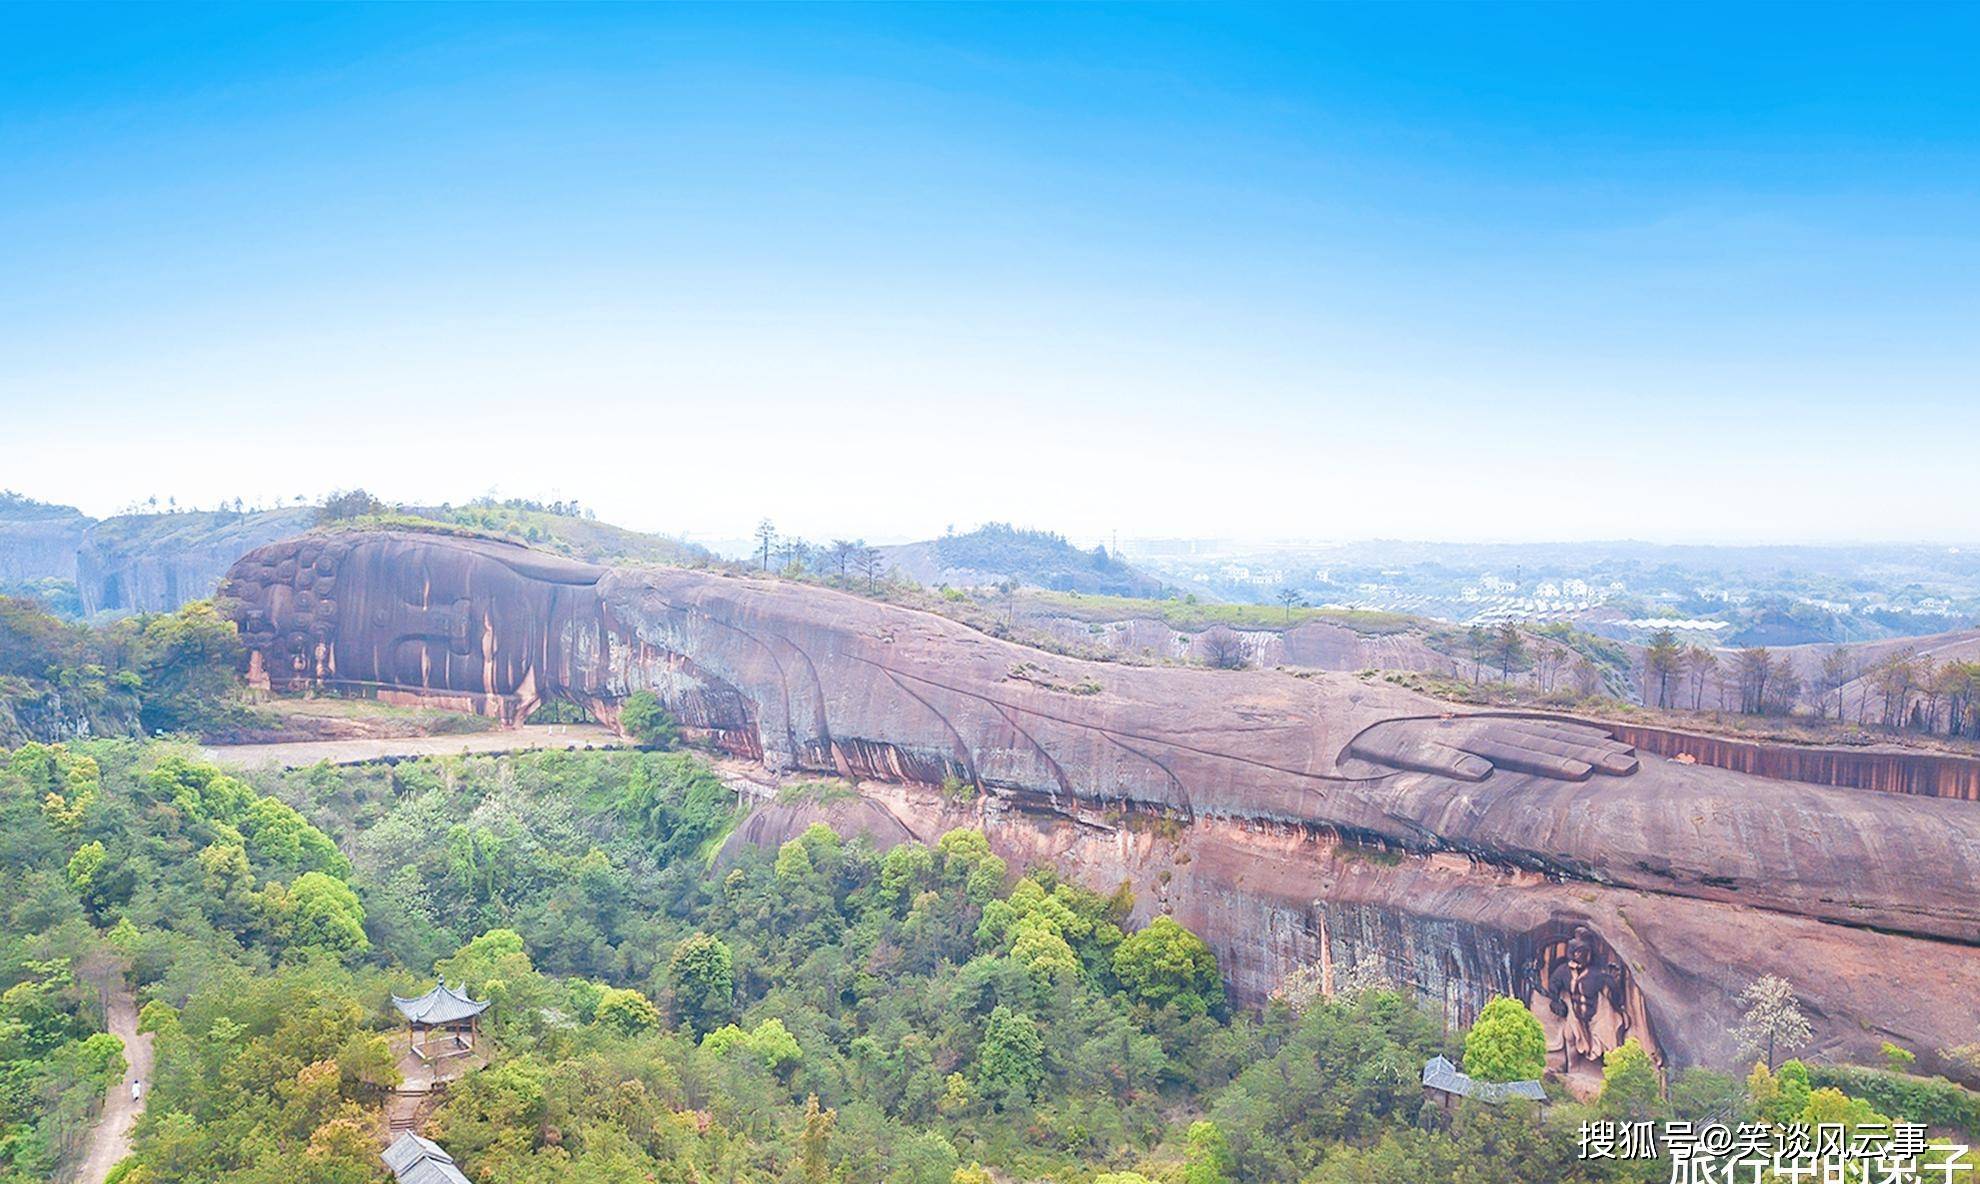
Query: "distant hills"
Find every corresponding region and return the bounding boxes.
[75,505,322,615]
[0,492,709,618]
[395,501,710,568]
[1129,536,1980,649]
[881,523,1167,597]
[6,498,1180,621]
[0,493,91,586]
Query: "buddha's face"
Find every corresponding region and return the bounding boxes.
[223,532,607,699]
[224,536,351,685]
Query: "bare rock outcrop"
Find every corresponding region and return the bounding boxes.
[221,530,1980,1082]
[1015,610,1451,673]
[0,499,90,585]
[78,508,319,615]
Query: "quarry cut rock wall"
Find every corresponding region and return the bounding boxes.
[223,531,1980,1084]
[1592,720,1980,801]
[80,508,318,616]
[0,512,88,584]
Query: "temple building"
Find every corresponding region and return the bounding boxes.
[392,981,489,1063]
[1420,1055,1547,1112]
[381,1131,471,1184]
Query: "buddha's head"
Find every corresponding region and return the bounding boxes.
[221,530,608,710]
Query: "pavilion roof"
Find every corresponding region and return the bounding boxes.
[381,1132,471,1184]
[1421,1055,1547,1104]
[391,980,490,1026]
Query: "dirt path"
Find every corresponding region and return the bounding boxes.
[385,1043,439,1137]
[381,1033,488,1141]
[70,975,153,1184]
[201,724,626,770]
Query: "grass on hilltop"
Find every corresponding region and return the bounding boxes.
[1018,590,1422,636]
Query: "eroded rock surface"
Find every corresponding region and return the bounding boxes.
[222,531,1980,1081]
[78,508,318,615]
[1019,611,1452,673]
[0,500,89,584]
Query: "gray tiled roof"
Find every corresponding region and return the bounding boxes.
[1421,1055,1547,1104]
[391,981,490,1026]
[381,1132,472,1184]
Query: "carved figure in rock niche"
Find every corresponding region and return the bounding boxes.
[1524,923,1648,1079]
[1554,927,1625,1070]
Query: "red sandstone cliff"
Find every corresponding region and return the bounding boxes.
[222,531,1980,1084]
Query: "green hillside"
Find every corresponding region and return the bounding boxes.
[884,523,1166,596]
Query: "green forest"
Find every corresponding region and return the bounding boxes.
[0,596,246,747]
[4,737,1975,1183]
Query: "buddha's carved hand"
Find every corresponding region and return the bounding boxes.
[1343,716,1639,783]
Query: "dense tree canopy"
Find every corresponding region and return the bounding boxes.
[1113,915,1222,1018]
[1462,996,1547,1083]
[0,597,258,747]
[665,931,734,1035]
[616,690,680,750]
[0,741,377,1182]
[4,740,1972,1184]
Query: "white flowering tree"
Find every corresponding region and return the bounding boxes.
[1735,974,1811,1070]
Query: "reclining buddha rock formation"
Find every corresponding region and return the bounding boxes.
[222,530,1980,1087]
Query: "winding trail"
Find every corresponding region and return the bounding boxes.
[71,975,152,1184]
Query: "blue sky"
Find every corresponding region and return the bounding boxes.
[2,4,1976,544]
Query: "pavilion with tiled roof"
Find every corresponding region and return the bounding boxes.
[392,981,489,1062]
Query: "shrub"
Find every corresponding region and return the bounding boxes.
[1462,997,1546,1084]
[595,986,661,1034]
[1807,1064,1980,1137]
[619,690,680,749]
[1112,916,1221,1018]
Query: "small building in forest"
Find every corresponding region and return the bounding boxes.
[1421,1055,1547,1111]
[392,981,490,1063]
[382,1131,471,1184]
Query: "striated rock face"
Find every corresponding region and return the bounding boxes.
[0,502,90,585]
[913,787,1980,1088]
[222,531,1980,1082]
[716,795,917,868]
[78,508,319,615]
[1594,720,1980,801]
[224,531,614,722]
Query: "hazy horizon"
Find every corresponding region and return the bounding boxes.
[11,484,1978,556]
[5,6,1978,546]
